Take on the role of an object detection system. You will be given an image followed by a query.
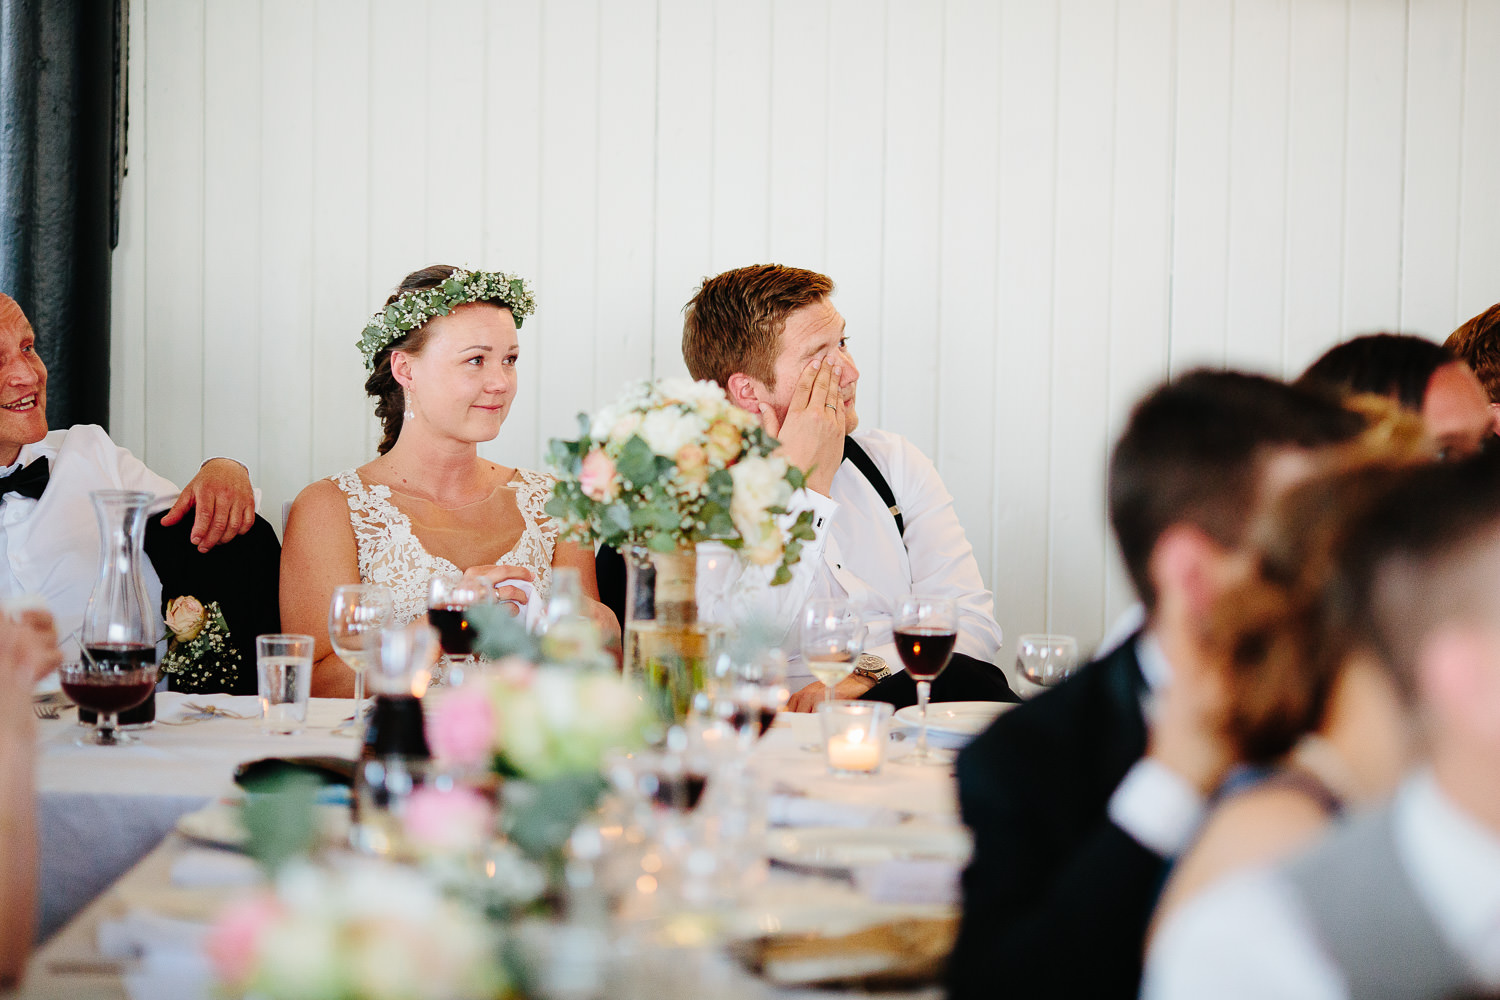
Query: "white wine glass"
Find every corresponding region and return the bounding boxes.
[1016,634,1079,688]
[800,599,866,751]
[329,584,395,736]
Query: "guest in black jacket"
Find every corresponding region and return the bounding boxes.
[948,370,1371,1000]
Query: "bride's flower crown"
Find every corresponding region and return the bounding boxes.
[358,268,537,370]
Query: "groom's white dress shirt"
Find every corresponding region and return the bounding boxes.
[0,425,177,658]
[1142,770,1500,1000]
[699,427,1005,689]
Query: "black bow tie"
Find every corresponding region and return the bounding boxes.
[0,457,50,501]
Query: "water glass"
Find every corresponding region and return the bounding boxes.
[818,700,893,776]
[1016,634,1080,687]
[256,633,314,735]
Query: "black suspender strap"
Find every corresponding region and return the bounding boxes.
[842,437,904,537]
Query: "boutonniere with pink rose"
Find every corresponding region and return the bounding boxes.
[160,595,242,693]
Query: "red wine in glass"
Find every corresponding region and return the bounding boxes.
[426,606,475,657]
[76,643,157,727]
[652,771,708,811]
[894,628,958,681]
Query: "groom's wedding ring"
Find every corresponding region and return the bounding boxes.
[825,403,839,410]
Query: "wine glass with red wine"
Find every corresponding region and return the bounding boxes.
[426,575,495,685]
[62,655,158,746]
[893,595,958,766]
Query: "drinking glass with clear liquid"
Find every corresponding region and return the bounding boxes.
[800,599,866,751]
[256,633,313,735]
[328,584,395,735]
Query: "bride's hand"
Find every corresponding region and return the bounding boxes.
[460,564,535,615]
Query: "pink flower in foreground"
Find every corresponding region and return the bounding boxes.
[205,894,281,986]
[403,785,494,853]
[579,448,619,502]
[428,686,496,767]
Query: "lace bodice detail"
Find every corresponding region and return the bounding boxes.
[332,468,560,627]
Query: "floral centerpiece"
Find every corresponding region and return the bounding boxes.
[160,595,242,693]
[545,377,815,583]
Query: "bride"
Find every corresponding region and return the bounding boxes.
[281,265,618,697]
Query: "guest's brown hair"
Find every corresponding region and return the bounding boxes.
[1208,400,1430,764]
[681,265,835,389]
[1445,302,1500,405]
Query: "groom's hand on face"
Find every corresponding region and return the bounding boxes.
[759,354,845,497]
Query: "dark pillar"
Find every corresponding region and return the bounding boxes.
[0,0,127,430]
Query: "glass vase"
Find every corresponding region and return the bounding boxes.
[622,545,721,727]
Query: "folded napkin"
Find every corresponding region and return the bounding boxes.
[853,859,962,905]
[171,847,262,888]
[768,795,905,829]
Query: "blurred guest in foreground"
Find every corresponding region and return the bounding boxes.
[1147,405,1430,935]
[282,266,615,698]
[1445,301,1500,434]
[0,294,258,661]
[1144,453,1500,1000]
[0,608,62,988]
[1298,332,1492,460]
[948,371,1368,1000]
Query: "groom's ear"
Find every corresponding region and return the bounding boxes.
[724,372,764,415]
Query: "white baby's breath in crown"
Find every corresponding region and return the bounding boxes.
[358,268,537,371]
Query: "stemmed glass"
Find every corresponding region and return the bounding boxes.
[426,575,495,685]
[60,656,157,747]
[800,600,865,751]
[893,595,958,766]
[328,584,395,736]
[1016,634,1080,688]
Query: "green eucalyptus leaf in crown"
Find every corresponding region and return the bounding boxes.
[358,268,537,371]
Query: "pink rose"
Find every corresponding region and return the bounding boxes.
[704,419,743,465]
[579,448,619,502]
[402,785,493,852]
[205,894,281,986]
[675,442,710,488]
[428,686,497,767]
[165,595,207,642]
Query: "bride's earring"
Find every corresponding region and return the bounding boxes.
[403,390,415,421]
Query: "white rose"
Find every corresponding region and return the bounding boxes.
[729,454,791,524]
[638,407,706,458]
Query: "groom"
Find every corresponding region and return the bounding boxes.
[676,264,1016,708]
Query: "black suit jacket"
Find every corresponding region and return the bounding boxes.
[948,635,1166,1000]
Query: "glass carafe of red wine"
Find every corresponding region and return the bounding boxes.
[73,490,159,740]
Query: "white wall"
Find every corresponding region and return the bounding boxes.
[109,0,1500,653]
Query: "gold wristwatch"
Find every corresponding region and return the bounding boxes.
[851,653,891,682]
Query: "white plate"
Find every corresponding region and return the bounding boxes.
[893,701,1013,738]
[767,825,972,869]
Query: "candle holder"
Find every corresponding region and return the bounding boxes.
[817,700,892,777]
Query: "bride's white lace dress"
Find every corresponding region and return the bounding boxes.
[331,468,560,627]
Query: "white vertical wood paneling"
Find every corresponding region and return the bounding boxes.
[710,0,771,272]
[991,0,1058,649]
[1223,0,1289,374]
[1457,0,1500,324]
[935,0,1000,610]
[113,0,1500,650]
[536,0,599,466]
[257,2,315,509]
[651,0,713,382]
[1102,0,1174,631]
[1341,2,1406,335]
[141,0,205,488]
[1283,0,1349,374]
[1167,0,1233,372]
[309,0,371,482]
[480,0,541,469]
[202,1,261,472]
[1046,0,1116,639]
[1399,0,1464,338]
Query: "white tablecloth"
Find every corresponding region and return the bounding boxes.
[36,693,357,939]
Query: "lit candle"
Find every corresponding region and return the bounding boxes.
[826,729,882,772]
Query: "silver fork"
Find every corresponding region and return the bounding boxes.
[33,703,60,720]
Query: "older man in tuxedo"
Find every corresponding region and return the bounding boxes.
[0,293,267,672]
[948,371,1370,1000]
